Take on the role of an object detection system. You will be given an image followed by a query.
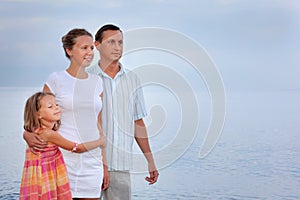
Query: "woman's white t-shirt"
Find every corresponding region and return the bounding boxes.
[46,70,103,197]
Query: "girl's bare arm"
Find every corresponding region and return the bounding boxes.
[37,128,105,153]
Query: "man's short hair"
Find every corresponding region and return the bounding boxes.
[95,24,122,42]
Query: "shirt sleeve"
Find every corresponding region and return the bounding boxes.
[45,72,58,94]
[133,75,147,120]
[96,75,103,96]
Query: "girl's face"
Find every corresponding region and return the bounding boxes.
[67,35,94,67]
[38,95,61,123]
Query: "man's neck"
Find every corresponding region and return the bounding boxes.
[99,60,120,79]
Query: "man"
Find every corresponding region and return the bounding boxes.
[87,24,159,200]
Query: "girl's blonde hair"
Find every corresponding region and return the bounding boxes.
[23,92,61,132]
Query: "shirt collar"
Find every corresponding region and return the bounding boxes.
[97,60,125,78]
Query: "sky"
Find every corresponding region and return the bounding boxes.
[0,0,299,91]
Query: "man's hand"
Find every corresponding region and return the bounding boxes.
[145,163,159,185]
[145,170,159,185]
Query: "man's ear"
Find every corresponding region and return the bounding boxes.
[94,41,100,49]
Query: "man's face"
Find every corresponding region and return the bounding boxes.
[96,30,123,63]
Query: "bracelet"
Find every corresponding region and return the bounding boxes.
[71,142,78,152]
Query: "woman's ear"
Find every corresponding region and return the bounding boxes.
[66,48,72,57]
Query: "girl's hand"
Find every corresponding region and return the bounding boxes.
[98,135,106,149]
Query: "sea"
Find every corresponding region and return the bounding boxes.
[0,87,299,200]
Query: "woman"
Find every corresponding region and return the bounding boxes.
[23,28,109,199]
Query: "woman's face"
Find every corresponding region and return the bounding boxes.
[67,35,94,68]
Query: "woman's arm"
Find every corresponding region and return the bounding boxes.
[101,148,110,190]
[37,128,105,153]
[97,110,110,190]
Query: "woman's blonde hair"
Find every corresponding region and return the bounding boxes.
[23,92,61,132]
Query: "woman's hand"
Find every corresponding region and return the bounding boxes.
[23,130,47,153]
[102,165,110,190]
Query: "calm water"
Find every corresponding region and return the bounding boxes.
[0,87,300,199]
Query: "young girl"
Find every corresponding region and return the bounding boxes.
[19,92,105,199]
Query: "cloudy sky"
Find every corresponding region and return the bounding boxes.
[0,0,299,91]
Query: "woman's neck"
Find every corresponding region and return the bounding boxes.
[66,64,88,79]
